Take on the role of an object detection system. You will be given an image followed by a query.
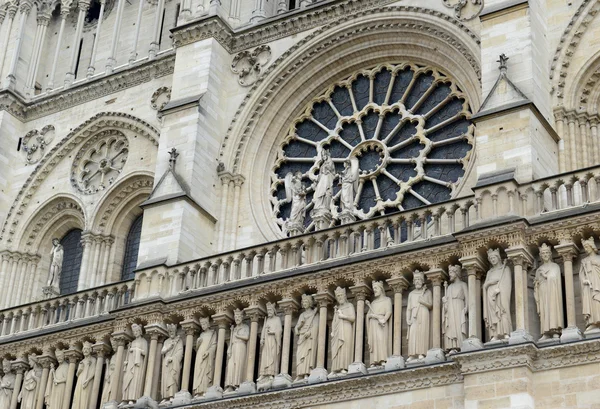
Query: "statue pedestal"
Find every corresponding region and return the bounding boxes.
[101,401,120,409]
[204,385,223,400]
[133,396,159,409]
[308,367,328,384]
[384,355,405,371]
[348,361,367,375]
[508,329,534,345]
[310,209,332,231]
[424,348,446,364]
[461,337,484,352]
[560,326,583,343]
[237,381,256,394]
[172,391,192,405]
[272,373,292,389]
[42,286,59,299]
[284,221,304,237]
[339,210,356,225]
[256,376,274,392]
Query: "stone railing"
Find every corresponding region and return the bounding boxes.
[0,280,134,339]
[135,165,600,300]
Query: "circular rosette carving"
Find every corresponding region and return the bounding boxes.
[270,62,474,232]
[71,131,129,194]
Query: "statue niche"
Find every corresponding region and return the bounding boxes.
[483,248,512,342]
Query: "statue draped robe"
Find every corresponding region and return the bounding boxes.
[72,356,96,409]
[331,302,355,372]
[100,354,116,404]
[407,288,432,356]
[225,323,249,389]
[313,158,335,212]
[443,280,468,349]
[20,366,41,409]
[259,315,282,377]
[122,337,148,401]
[580,253,600,326]
[193,329,217,395]
[483,263,512,339]
[45,361,68,409]
[0,371,15,408]
[366,296,392,364]
[161,336,184,398]
[295,309,319,377]
[534,262,564,333]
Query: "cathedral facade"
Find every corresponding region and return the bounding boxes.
[1,0,600,407]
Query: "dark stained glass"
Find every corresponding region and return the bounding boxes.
[405,72,434,110]
[121,215,143,281]
[312,101,338,130]
[59,229,83,295]
[352,75,370,111]
[373,69,392,105]
[361,110,380,140]
[389,68,414,103]
[331,86,354,117]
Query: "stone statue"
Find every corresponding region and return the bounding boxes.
[161,324,183,401]
[100,339,117,404]
[406,271,432,362]
[442,265,468,352]
[312,149,336,214]
[72,341,96,409]
[193,317,217,397]
[283,171,307,234]
[0,359,15,408]
[483,248,512,341]
[257,302,282,385]
[339,157,359,213]
[122,323,148,404]
[365,281,392,366]
[18,354,41,409]
[47,238,64,289]
[224,309,249,392]
[294,294,319,382]
[329,287,355,376]
[534,244,563,340]
[580,237,600,333]
[44,349,68,409]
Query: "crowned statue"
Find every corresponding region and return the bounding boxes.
[365,281,392,367]
[534,244,563,340]
[311,149,336,229]
[72,342,96,409]
[339,157,359,223]
[442,265,468,352]
[18,354,41,409]
[225,309,249,392]
[257,302,282,390]
[122,323,148,404]
[406,271,432,362]
[329,287,355,377]
[193,317,217,397]
[294,294,319,382]
[580,237,600,333]
[161,324,184,401]
[0,359,15,409]
[483,248,512,341]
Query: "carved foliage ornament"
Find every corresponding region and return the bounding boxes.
[71,130,129,194]
[22,125,55,164]
[231,45,272,87]
[442,0,484,21]
[271,62,474,233]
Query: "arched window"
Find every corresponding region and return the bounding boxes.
[121,215,143,281]
[59,229,84,295]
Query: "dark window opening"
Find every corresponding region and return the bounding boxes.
[17,137,22,151]
[59,229,84,295]
[74,38,84,79]
[121,215,143,281]
[288,0,296,9]
[158,9,166,48]
[175,3,180,21]
[85,0,102,23]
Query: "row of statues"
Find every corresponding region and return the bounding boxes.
[4,240,600,407]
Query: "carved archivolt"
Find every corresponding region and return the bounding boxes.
[231,45,272,87]
[21,125,55,165]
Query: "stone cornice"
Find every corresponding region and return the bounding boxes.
[172,1,479,53]
[0,52,175,121]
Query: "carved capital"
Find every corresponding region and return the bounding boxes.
[555,242,581,262]
[425,268,447,286]
[12,359,29,374]
[92,341,112,358]
[63,349,83,364]
[145,323,168,341]
[349,283,372,301]
[313,291,334,308]
[244,305,266,322]
[386,276,409,293]
[277,298,299,315]
[505,246,535,269]
[180,319,200,336]
[459,255,486,275]
[38,354,56,369]
[212,311,233,329]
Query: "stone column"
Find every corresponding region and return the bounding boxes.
[4,1,31,89]
[87,0,106,77]
[308,291,333,384]
[100,237,114,285]
[505,247,534,344]
[143,323,168,397]
[65,0,91,87]
[386,275,409,370]
[174,319,199,404]
[556,241,583,342]
[62,348,83,409]
[227,175,244,250]
[425,269,447,363]
[0,4,17,77]
[239,304,265,393]
[348,282,371,375]
[460,257,485,351]
[216,173,232,252]
[46,7,69,91]
[25,12,50,96]
[107,334,131,406]
[79,234,93,290]
[36,353,55,409]
[205,311,232,399]
[90,341,110,409]
[128,0,145,64]
[89,238,103,287]
[9,359,28,409]
[273,298,299,388]
[148,0,166,59]
[106,0,125,73]
[250,0,266,23]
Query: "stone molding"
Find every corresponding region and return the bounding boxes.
[0,53,175,121]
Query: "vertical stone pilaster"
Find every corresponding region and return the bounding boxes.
[460,256,485,351]
[425,269,447,363]
[348,283,371,374]
[308,291,333,384]
[205,311,232,399]
[555,241,583,342]
[506,247,535,344]
[273,298,298,388]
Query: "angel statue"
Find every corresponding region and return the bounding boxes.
[339,157,359,223]
[283,171,307,236]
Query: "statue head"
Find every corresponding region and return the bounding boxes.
[131,323,143,338]
[166,324,177,338]
[2,359,11,374]
[539,243,553,262]
[52,238,60,246]
[200,317,210,331]
[449,265,462,281]
[55,349,65,364]
[82,341,92,356]
[334,287,347,304]
[372,281,385,296]
[487,248,502,266]
[233,309,244,325]
[266,302,276,317]
[413,270,425,289]
[583,237,597,254]
[28,353,38,367]
[301,294,314,309]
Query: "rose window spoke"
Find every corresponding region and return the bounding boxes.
[271,62,474,234]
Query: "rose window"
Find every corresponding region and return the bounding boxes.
[270,63,474,234]
[71,131,129,194]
